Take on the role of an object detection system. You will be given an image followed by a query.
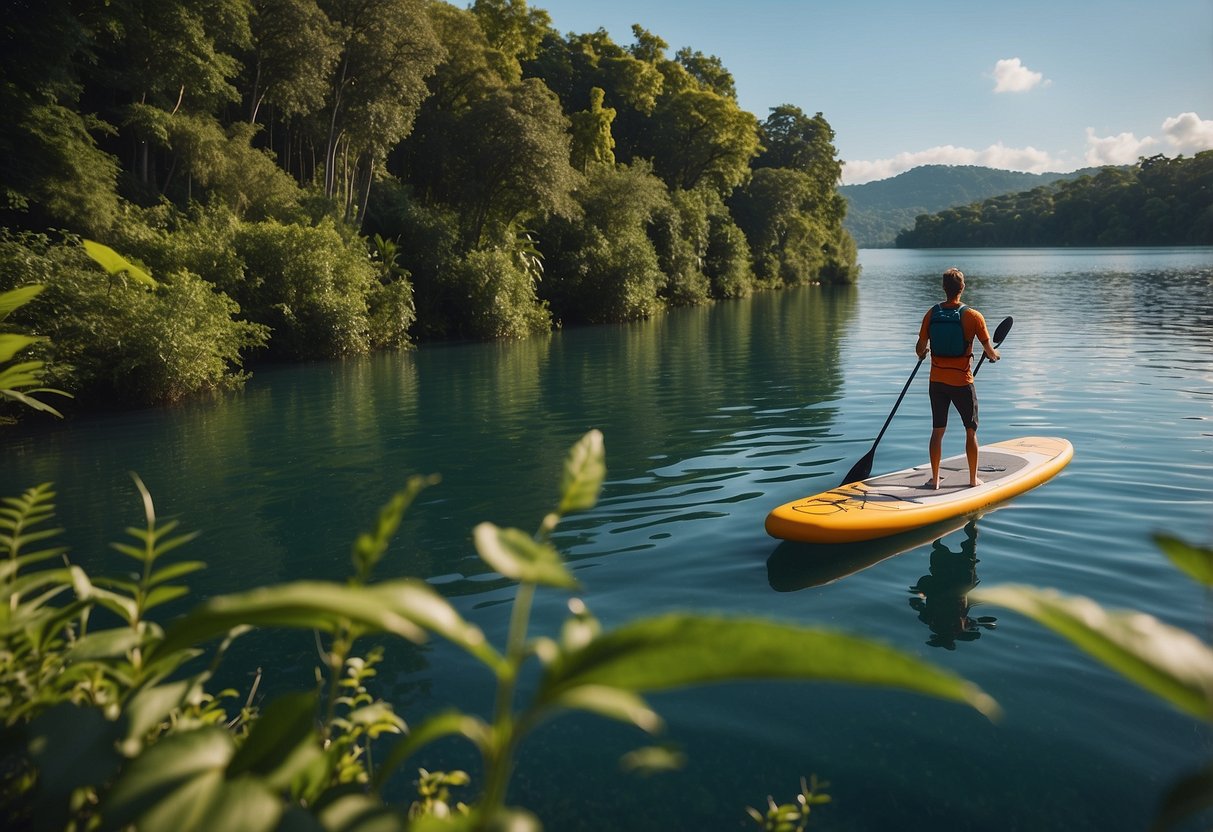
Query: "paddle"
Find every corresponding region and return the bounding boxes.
[837,315,1014,487]
[973,315,1013,376]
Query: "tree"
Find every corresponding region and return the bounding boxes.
[445,78,578,251]
[646,85,760,194]
[96,0,252,190]
[674,47,736,100]
[317,0,444,224]
[539,162,670,323]
[391,2,510,206]
[470,0,552,64]
[0,90,121,235]
[525,28,664,125]
[757,105,844,208]
[569,87,616,172]
[245,0,338,125]
[731,167,818,283]
[895,153,1212,247]
[0,2,120,233]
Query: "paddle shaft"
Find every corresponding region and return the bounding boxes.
[867,355,924,458]
[838,355,924,485]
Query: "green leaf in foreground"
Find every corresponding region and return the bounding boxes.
[1154,533,1213,587]
[82,239,158,289]
[972,584,1213,721]
[352,476,438,583]
[101,726,236,831]
[226,692,323,790]
[0,284,45,320]
[153,580,501,669]
[535,614,999,719]
[558,429,605,515]
[473,523,579,590]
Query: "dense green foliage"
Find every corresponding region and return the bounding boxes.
[0,286,70,419]
[896,153,1213,247]
[0,231,265,407]
[840,165,1096,248]
[0,0,857,410]
[0,431,999,830]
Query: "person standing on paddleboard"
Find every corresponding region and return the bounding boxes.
[915,268,1000,489]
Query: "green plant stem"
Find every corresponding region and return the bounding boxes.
[480,580,536,818]
[321,630,352,744]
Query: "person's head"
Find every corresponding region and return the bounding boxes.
[942,267,965,300]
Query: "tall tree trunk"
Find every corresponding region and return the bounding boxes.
[324,54,350,199]
[357,156,375,231]
[249,56,263,124]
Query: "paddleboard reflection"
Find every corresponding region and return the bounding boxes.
[766,514,973,592]
[766,518,998,649]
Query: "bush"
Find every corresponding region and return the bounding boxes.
[365,179,462,342]
[106,203,246,297]
[451,247,551,339]
[650,187,712,307]
[540,164,669,323]
[367,278,417,350]
[163,117,306,223]
[0,231,265,406]
[704,206,754,299]
[231,219,382,359]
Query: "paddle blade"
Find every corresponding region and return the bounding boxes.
[974,316,1013,376]
[840,450,874,487]
[992,316,1013,345]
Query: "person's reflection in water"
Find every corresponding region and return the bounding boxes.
[908,520,997,649]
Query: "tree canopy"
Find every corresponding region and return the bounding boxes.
[1,0,859,409]
[896,153,1213,247]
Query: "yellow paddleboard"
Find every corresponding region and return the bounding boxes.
[765,436,1074,544]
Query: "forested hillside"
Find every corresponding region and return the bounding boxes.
[840,165,1086,248]
[896,153,1213,247]
[0,0,856,410]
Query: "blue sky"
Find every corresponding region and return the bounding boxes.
[530,0,1213,183]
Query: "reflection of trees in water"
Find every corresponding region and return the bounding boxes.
[0,284,857,600]
[908,520,997,650]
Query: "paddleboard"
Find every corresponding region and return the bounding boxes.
[765,436,1073,544]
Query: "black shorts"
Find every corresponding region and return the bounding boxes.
[929,381,979,430]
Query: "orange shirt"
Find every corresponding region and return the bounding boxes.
[918,303,991,386]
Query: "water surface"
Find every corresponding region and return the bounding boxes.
[3,247,1212,830]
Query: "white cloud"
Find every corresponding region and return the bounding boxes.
[842,143,1061,185]
[1161,112,1213,153]
[992,58,1049,93]
[1083,127,1158,166]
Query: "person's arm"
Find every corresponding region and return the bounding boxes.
[979,337,1000,362]
[916,311,931,359]
[973,312,999,362]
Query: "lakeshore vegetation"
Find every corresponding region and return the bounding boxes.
[895,152,1213,248]
[0,0,857,411]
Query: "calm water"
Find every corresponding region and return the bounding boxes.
[3,248,1212,830]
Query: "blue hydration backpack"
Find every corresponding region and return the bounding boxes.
[929,303,968,357]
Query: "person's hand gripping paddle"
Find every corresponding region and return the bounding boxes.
[838,316,1014,487]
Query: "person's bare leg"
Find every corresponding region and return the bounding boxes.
[929,427,945,489]
[966,428,983,486]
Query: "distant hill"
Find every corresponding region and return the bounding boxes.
[840,165,1099,248]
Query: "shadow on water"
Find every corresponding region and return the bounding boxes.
[765,514,973,591]
[906,520,997,650]
[766,516,998,650]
